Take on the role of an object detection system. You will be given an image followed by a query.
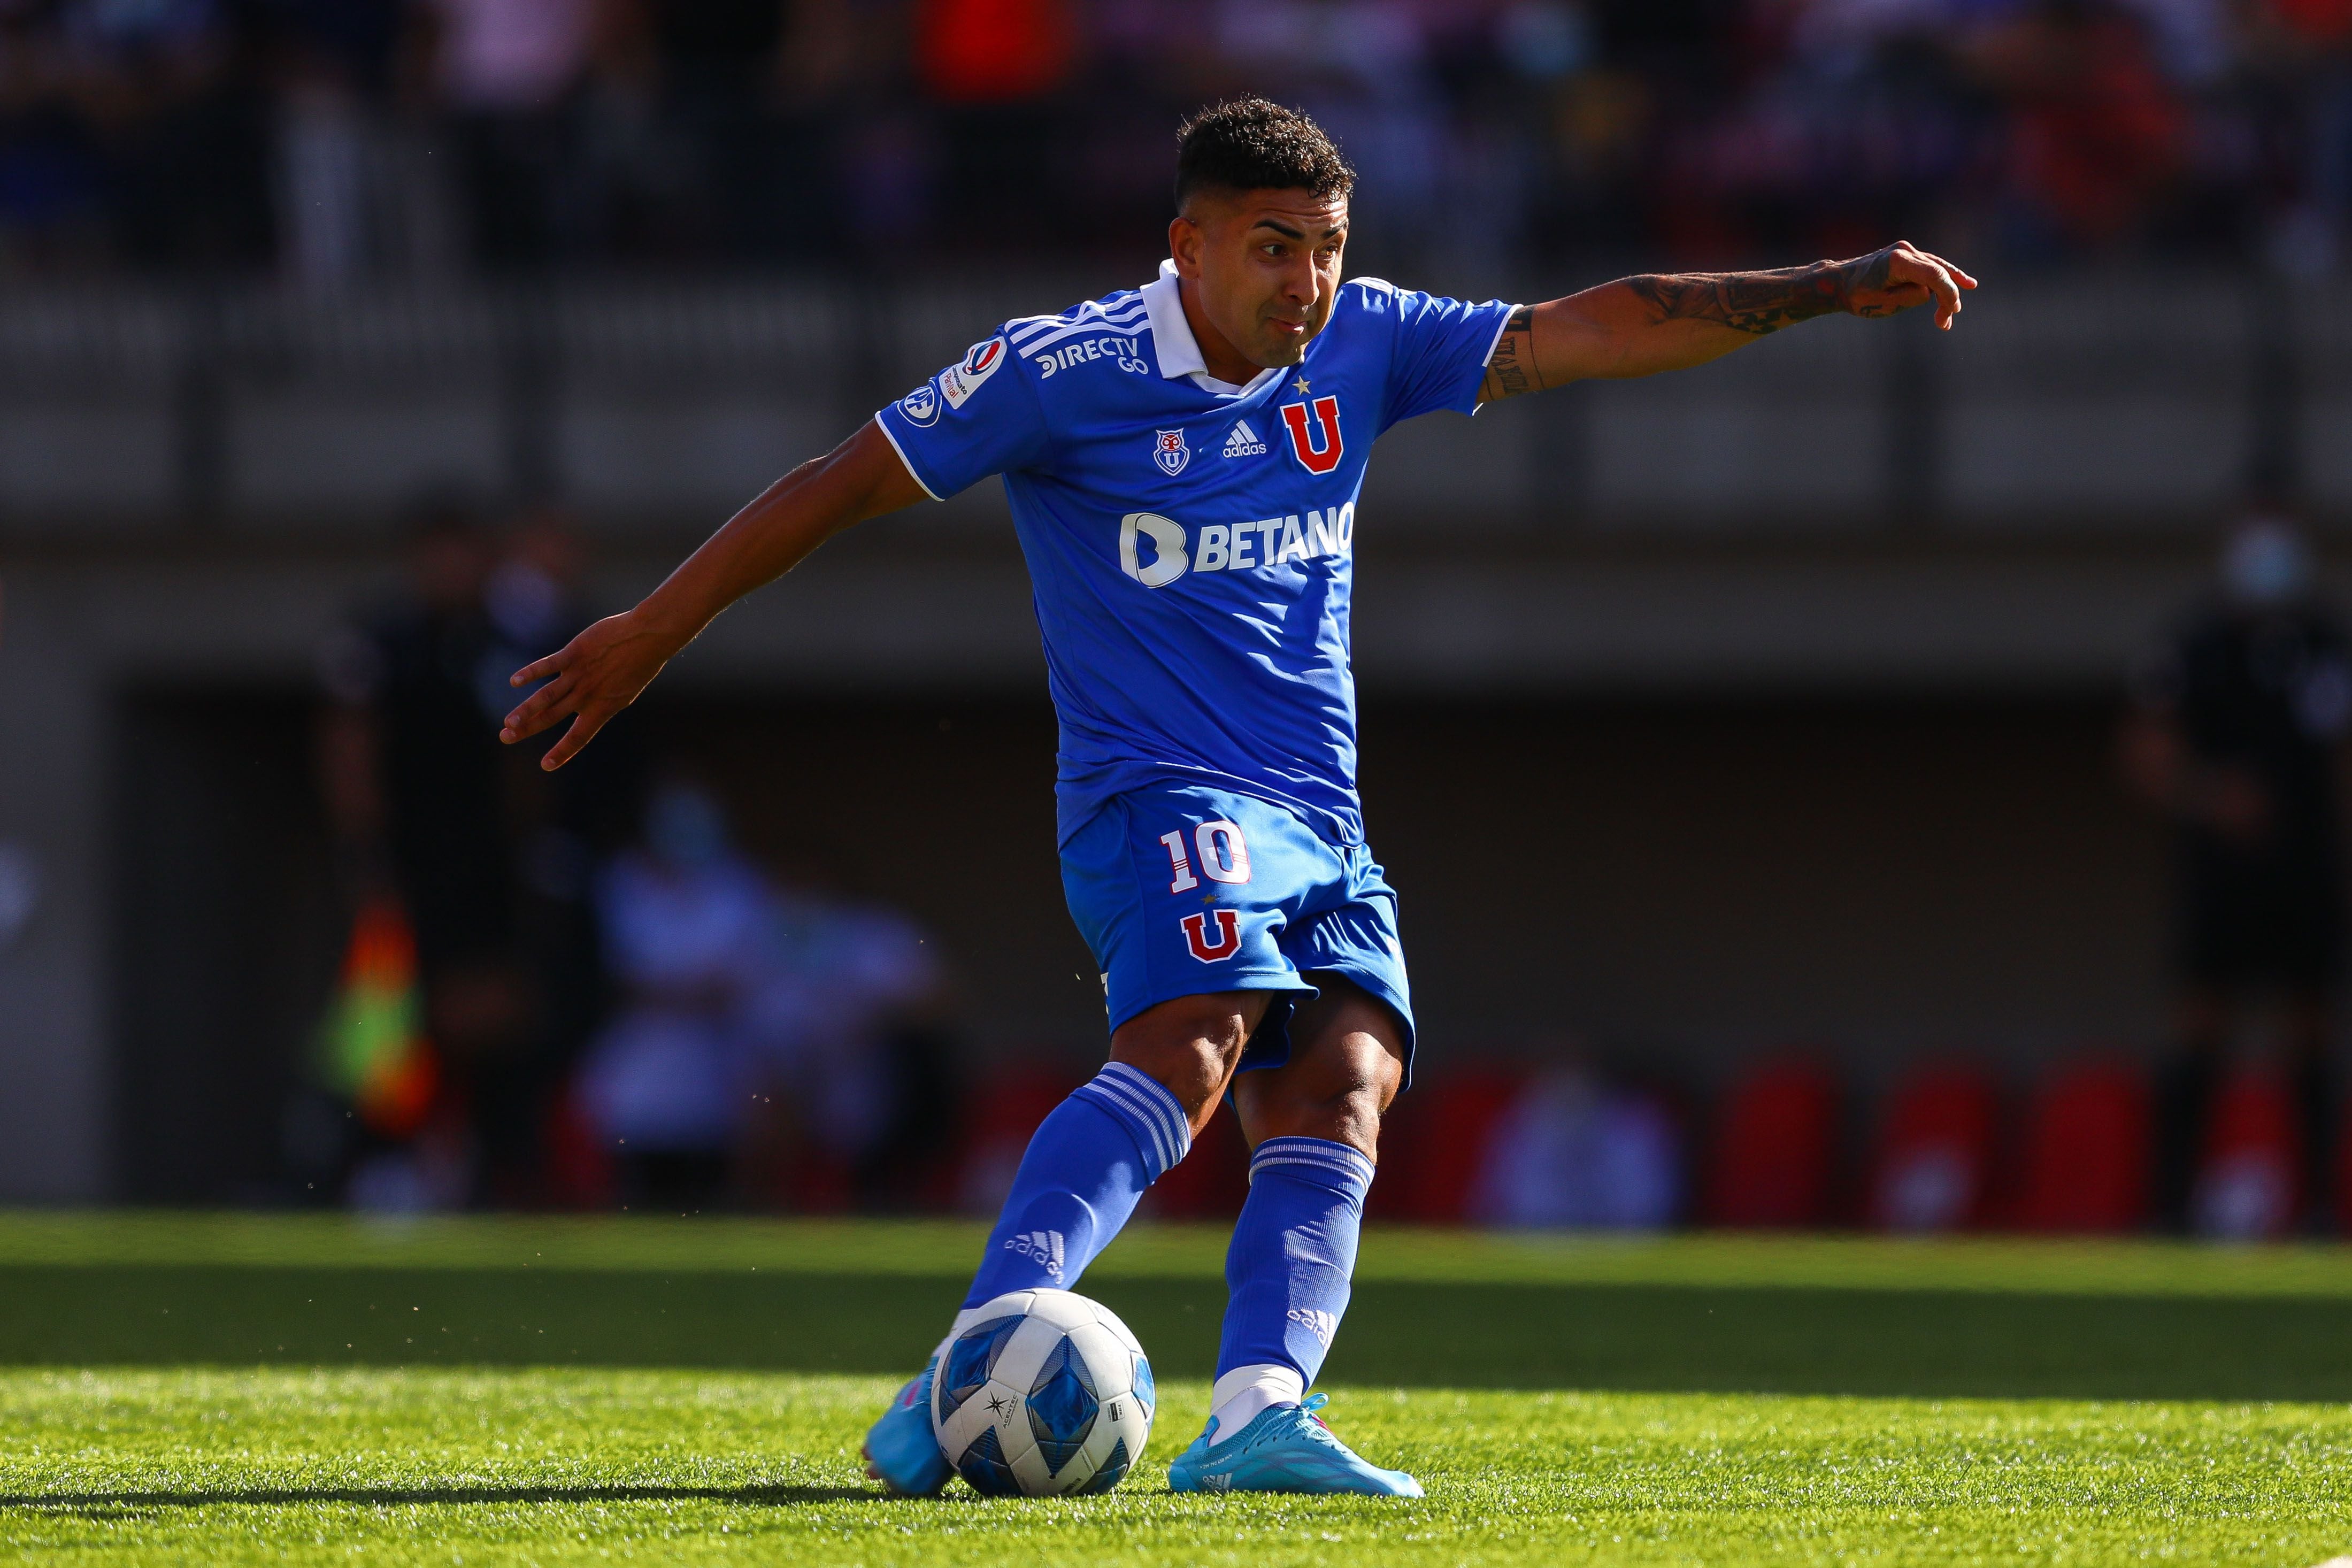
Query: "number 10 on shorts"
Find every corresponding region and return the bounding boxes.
[1159,820,1251,894]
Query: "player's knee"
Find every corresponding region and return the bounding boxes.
[1324,1050,1401,1155]
[1239,1037,1399,1159]
[1109,991,1268,1132]
[1321,1025,1404,1108]
[1313,1038,1398,1112]
[1107,1037,1229,1127]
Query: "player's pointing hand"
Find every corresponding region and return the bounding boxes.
[1842,240,1977,330]
[501,608,682,771]
[495,424,933,771]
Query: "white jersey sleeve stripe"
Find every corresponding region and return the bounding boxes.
[1008,310,1148,352]
[1007,297,1146,348]
[1013,319,1147,358]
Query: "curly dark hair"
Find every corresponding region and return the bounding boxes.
[1174,98,1355,212]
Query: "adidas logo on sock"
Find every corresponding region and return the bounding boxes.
[1004,1229,1067,1279]
[1286,1307,1339,1347]
[1222,419,1267,458]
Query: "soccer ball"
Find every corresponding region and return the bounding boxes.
[931,1288,1155,1496]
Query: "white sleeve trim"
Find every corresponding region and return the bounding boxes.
[872,415,945,502]
[1467,303,1523,417]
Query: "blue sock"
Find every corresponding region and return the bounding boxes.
[1209,1136,1374,1436]
[960,1062,1192,1311]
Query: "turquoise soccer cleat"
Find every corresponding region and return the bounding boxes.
[1165,1393,1424,1497]
[862,1354,952,1497]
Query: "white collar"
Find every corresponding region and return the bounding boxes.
[1141,258,1279,397]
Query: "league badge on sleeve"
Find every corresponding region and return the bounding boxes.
[940,336,1007,410]
[1152,429,1191,476]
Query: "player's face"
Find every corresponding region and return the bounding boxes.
[1172,189,1348,370]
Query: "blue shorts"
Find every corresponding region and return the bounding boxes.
[1060,782,1416,1085]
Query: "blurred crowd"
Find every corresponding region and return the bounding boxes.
[301,502,958,1214]
[10,0,2352,285]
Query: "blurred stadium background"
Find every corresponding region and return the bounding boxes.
[3,0,2350,1241]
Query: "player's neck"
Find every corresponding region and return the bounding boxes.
[1177,277,1269,388]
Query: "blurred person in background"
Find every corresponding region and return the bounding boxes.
[577,775,771,1210]
[1967,0,2192,257]
[73,0,273,269]
[271,26,375,288]
[404,0,596,268]
[640,0,786,258]
[740,872,956,1210]
[558,0,690,262]
[487,506,636,1200]
[2125,505,2352,1232]
[2255,0,2352,267]
[0,0,108,268]
[824,907,960,1210]
[317,499,544,1206]
[266,0,412,288]
[1469,1059,1682,1230]
[575,766,958,1213]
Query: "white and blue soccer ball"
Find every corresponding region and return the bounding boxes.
[931,1288,1155,1496]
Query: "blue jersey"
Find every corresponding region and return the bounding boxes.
[876,260,1515,848]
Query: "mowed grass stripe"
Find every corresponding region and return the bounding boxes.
[4,1263,2352,1401]
[13,1213,2352,1298]
[3,1369,2349,1567]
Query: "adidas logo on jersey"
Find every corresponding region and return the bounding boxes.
[1286,1308,1340,1347]
[1005,1229,1067,1279]
[1222,419,1267,458]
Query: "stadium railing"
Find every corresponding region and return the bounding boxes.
[0,270,2332,536]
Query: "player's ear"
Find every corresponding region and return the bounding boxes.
[1169,214,1205,278]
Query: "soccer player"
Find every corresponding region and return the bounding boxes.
[499,99,1974,1496]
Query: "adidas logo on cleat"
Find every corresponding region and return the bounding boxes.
[1222,420,1267,458]
[1004,1229,1067,1279]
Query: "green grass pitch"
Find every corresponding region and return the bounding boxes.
[3,1216,2352,1564]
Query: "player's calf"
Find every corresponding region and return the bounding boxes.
[1190,979,1407,1462]
[959,1060,1196,1307]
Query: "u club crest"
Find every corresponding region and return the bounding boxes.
[1278,396,1344,475]
[1152,428,1190,476]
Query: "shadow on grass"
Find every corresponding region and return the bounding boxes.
[2,1265,2349,1401]
[0,1482,876,1516]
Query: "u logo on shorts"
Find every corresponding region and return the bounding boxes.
[1181,909,1242,962]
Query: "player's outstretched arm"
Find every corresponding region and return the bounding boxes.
[1477,240,1976,402]
[499,420,928,769]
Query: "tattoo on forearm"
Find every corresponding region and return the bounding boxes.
[1480,304,1541,401]
[1625,250,1897,336]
